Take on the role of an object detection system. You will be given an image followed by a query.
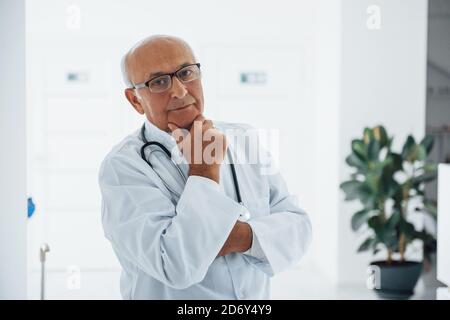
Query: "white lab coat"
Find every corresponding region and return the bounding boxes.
[98,120,312,299]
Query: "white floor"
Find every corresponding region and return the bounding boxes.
[28,262,442,300]
[271,263,441,300]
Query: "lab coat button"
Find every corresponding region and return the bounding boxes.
[239,211,251,222]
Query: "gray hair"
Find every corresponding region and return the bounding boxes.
[120,54,133,88]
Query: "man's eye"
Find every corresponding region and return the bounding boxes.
[151,78,169,87]
[179,69,192,78]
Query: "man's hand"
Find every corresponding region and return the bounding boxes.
[168,115,227,183]
[217,221,253,257]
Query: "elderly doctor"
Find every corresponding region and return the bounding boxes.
[99,35,312,300]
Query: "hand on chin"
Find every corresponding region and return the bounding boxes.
[167,104,201,130]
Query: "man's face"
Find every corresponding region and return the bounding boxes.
[125,38,204,132]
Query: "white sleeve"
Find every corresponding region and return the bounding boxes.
[228,123,312,276]
[245,170,312,276]
[99,155,248,289]
[243,233,267,260]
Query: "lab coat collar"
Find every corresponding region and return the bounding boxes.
[143,119,178,151]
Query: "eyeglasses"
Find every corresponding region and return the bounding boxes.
[133,63,201,93]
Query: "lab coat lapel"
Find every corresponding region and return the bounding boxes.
[143,120,188,201]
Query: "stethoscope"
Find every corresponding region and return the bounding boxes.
[139,124,249,220]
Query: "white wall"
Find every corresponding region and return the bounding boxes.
[24,0,431,298]
[311,0,429,287]
[425,0,450,201]
[26,0,319,299]
[337,0,428,284]
[437,164,450,287]
[312,0,342,284]
[0,0,27,299]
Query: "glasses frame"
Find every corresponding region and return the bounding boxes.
[133,63,201,93]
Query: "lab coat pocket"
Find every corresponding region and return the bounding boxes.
[245,196,270,218]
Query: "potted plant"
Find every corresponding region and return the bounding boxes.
[340,125,437,299]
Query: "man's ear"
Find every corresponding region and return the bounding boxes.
[124,88,145,115]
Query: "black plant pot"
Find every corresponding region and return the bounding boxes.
[369,260,423,299]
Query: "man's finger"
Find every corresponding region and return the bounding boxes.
[203,119,214,131]
[193,114,205,122]
[174,132,185,145]
[188,114,206,131]
[169,125,187,145]
[167,122,178,132]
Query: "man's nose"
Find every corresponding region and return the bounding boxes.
[170,76,188,99]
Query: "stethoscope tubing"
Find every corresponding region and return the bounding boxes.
[139,124,242,204]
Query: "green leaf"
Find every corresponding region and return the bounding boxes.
[345,154,367,171]
[357,237,375,253]
[402,135,416,162]
[340,180,361,200]
[416,145,427,161]
[368,216,397,249]
[340,180,371,202]
[365,172,379,193]
[386,210,401,229]
[351,139,367,160]
[399,220,416,241]
[414,229,435,243]
[363,127,374,145]
[368,215,382,229]
[362,193,378,209]
[389,153,403,171]
[351,209,371,231]
[380,162,400,197]
[350,172,360,180]
[374,125,389,148]
[417,230,437,258]
[419,163,437,173]
[412,172,437,187]
[342,126,440,256]
[367,139,381,161]
[420,135,434,154]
